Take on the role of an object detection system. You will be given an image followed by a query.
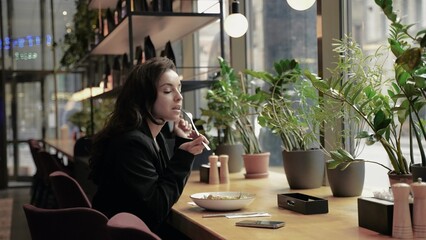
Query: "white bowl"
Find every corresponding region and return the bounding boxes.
[190,192,255,211]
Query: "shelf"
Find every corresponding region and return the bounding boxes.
[181,80,216,92]
[93,80,215,99]
[90,12,220,55]
[88,0,117,9]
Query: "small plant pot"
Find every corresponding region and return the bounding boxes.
[388,172,413,186]
[242,152,270,178]
[327,161,365,197]
[282,149,324,189]
[216,143,244,173]
[411,163,426,183]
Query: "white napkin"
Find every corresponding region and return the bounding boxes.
[226,212,271,219]
[202,212,271,218]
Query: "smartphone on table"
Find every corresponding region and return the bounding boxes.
[235,220,285,229]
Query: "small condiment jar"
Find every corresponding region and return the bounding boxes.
[411,178,426,239]
[219,155,229,184]
[392,182,413,239]
[208,154,219,184]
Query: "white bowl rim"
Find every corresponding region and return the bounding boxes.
[190,191,256,200]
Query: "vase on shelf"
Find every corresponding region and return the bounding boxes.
[134,45,143,65]
[121,53,130,85]
[134,0,149,12]
[164,41,176,66]
[144,36,156,60]
[112,56,121,88]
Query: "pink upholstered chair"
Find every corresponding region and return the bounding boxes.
[22,204,110,240]
[107,212,161,240]
[49,171,92,208]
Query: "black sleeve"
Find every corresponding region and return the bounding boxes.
[113,134,194,228]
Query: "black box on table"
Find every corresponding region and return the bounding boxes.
[199,164,220,183]
[358,197,393,236]
[277,193,328,215]
[357,197,413,236]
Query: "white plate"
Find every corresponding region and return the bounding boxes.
[190,192,255,211]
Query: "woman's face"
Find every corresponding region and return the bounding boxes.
[152,69,182,122]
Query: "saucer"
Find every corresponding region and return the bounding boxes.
[244,172,269,179]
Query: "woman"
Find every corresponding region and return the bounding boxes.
[89,57,208,237]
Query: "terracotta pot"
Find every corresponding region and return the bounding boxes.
[388,172,413,186]
[242,152,270,179]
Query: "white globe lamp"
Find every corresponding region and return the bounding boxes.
[224,1,248,38]
[286,0,316,11]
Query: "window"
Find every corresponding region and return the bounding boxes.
[247,1,318,166]
[351,0,425,188]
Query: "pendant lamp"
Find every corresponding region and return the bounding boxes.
[224,0,248,38]
[286,0,316,11]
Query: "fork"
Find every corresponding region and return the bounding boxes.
[181,110,211,151]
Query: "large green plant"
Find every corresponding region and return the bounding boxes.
[245,59,328,152]
[60,0,97,68]
[305,0,426,174]
[68,98,115,136]
[200,58,241,148]
[305,35,393,171]
[201,57,263,154]
[377,0,426,168]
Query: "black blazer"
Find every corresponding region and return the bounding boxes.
[92,121,194,231]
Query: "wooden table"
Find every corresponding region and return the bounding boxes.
[44,138,75,161]
[169,170,391,240]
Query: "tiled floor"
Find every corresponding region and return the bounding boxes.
[0,186,32,240]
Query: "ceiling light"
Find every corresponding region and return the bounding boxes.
[224,0,248,38]
[286,0,316,11]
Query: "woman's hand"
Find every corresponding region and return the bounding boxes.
[174,118,210,155]
[173,118,193,138]
[179,135,209,155]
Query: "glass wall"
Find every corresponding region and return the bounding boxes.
[247,1,318,166]
[1,0,79,181]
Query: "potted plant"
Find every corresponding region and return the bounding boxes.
[305,0,426,184]
[313,36,383,196]
[68,110,90,138]
[199,57,245,173]
[245,59,329,189]
[60,0,97,68]
[204,57,270,178]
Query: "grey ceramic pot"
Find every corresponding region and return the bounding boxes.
[327,161,365,197]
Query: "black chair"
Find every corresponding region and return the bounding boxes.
[73,136,97,201]
[36,150,71,208]
[27,139,44,206]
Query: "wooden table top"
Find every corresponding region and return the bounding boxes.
[44,138,75,160]
[41,139,392,239]
[169,170,391,240]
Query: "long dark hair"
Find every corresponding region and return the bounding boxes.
[89,57,176,184]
